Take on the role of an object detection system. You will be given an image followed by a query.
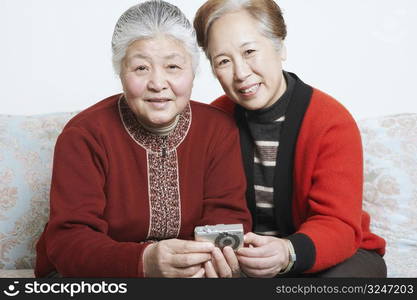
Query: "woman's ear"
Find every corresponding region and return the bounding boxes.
[280,43,287,61]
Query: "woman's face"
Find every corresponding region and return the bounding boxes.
[207,10,286,110]
[120,36,194,128]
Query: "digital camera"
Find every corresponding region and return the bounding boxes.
[194,224,244,250]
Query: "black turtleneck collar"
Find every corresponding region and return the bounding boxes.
[245,71,295,123]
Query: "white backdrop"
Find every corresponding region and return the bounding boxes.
[1,0,416,119]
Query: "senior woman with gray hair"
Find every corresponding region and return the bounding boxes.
[35,0,251,278]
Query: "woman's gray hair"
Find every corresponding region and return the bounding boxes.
[111,0,199,75]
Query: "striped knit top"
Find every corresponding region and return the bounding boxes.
[244,71,295,236]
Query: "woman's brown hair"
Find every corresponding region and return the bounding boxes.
[194,0,287,57]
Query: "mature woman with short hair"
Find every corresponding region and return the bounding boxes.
[35,0,251,278]
[194,0,386,277]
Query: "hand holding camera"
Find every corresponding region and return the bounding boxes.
[194,224,244,278]
[142,238,214,278]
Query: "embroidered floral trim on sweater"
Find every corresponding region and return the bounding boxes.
[118,96,191,240]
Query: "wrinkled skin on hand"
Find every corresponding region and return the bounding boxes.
[142,238,214,278]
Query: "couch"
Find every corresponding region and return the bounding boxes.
[0,111,416,278]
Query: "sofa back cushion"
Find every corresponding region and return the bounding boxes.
[0,112,76,269]
[359,113,417,277]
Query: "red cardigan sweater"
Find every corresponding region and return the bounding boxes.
[212,73,385,273]
[35,95,251,277]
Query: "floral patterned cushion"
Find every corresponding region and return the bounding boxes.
[0,112,76,271]
[359,113,417,277]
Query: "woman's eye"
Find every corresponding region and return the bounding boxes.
[218,59,230,66]
[245,49,256,55]
[168,65,180,70]
[135,65,147,71]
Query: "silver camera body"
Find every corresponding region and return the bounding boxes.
[194,224,244,250]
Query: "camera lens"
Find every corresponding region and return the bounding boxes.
[215,233,240,250]
[222,238,233,246]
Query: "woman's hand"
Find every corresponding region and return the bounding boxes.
[236,232,290,278]
[204,246,242,278]
[142,239,214,278]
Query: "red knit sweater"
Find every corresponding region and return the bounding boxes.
[35,95,252,277]
[212,87,385,273]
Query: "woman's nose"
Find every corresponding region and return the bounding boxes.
[147,70,168,91]
[233,60,251,82]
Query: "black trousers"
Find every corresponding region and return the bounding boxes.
[295,249,387,278]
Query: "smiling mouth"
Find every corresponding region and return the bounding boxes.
[145,98,172,103]
[238,83,260,95]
